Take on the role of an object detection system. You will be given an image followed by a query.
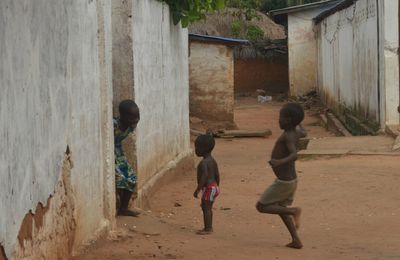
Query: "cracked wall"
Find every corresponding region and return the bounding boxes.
[0,0,114,258]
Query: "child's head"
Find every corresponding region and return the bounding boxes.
[279,103,304,130]
[119,100,140,129]
[195,134,215,157]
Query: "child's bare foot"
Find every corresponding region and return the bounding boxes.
[293,207,302,229]
[286,240,303,249]
[118,209,140,217]
[196,229,213,235]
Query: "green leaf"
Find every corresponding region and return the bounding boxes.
[215,0,225,10]
[172,11,182,25]
[161,0,227,27]
[181,17,190,28]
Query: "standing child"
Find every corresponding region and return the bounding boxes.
[114,100,140,217]
[193,134,220,235]
[256,103,304,249]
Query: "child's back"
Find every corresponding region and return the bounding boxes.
[197,156,220,186]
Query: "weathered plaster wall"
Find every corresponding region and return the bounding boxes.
[288,6,335,96]
[378,0,399,126]
[131,0,192,202]
[317,0,381,126]
[189,42,235,124]
[0,0,114,258]
[288,9,320,96]
[111,0,137,175]
[234,55,289,95]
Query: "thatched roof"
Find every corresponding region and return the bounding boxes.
[189,8,286,41]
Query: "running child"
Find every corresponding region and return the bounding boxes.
[256,103,305,249]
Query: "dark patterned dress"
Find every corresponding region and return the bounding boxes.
[114,118,137,192]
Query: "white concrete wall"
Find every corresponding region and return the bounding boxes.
[378,0,399,126]
[317,0,388,126]
[288,9,324,96]
[189,42,235,124]
[132,0,191,189]
[0,0,114,258]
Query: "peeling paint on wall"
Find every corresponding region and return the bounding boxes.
[0,0,114,257]
[13,151,76,260]
[0,244,7,260]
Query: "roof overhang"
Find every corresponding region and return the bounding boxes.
[269,0,341,16]
[189,33,249,46]
[314,0,358,24]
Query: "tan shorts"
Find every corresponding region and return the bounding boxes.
[258,179,297,206]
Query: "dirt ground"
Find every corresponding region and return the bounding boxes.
[74,98,400,260]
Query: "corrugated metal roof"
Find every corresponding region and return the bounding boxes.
[269,0,341,16]
[314,0,358,24]
[189,33,249,45]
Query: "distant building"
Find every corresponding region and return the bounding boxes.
[234,41,289,96]
[189,34,247,128]
[314,0,399,132]
[270,0,341,96]
[272,0,400,132]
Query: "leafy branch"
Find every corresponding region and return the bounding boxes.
[161,0,225,28]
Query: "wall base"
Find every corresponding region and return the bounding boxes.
[135,151,194,210]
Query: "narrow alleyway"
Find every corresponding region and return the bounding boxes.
[75,98,400,260]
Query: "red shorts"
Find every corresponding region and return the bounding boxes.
[202,183,220,202]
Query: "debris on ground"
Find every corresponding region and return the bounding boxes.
[189,117,203,125]
[257,95,272,103]
[256,89,267,96]
[220,207,232,211]
[290,90,324,111]
[214,129,272,138]
[190,129,204,136]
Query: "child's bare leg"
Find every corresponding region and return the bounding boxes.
[198,200,213,234]
[279,215,303,249]
[256,202,301,228]
[118,189,139,217]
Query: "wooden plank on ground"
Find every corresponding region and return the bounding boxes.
[215,129,272,138]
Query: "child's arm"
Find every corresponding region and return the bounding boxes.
[270,133,298,167]
[193,162,208,198]
[296,124,307,138]
[215,165,220,186]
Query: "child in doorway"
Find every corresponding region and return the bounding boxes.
[114,100,140,217]
[193,134,220,235]
[256,103,305,249]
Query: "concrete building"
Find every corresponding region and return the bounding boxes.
[0,0,192,259]
[0,1,114,259]
[189,34,247,128]
[314,0,400,132]
[270,0,341,96]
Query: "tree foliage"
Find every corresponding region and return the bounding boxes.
[161,0,225,28]
[160,0,322,28]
